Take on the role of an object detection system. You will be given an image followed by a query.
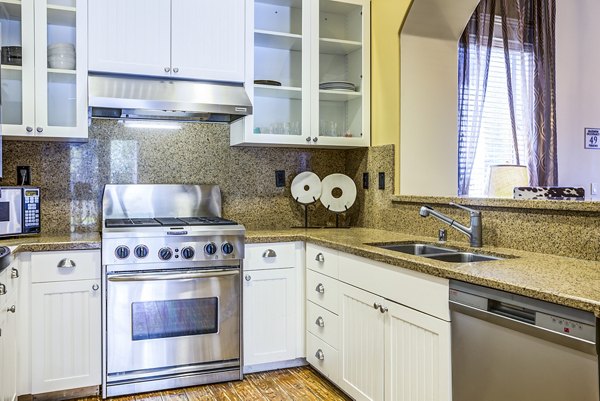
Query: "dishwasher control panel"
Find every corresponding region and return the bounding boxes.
[536,313,596,342]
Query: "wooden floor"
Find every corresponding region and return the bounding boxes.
[76,367,351,401]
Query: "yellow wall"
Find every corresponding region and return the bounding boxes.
[370,0,412,192]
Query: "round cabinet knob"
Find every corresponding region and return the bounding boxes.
[11,268,19,279]
[158,247,173,260]
[134,245,149,259]
[373,302,381,310]
[315,316,325,327]
[36,127,44,133]
[92,284,99,291]
[379,305,388,314]
[222,242,234,255]
[312,137,318,143]
[315,349,325,360]
[315,253,325,263]
[204,242,217,255]
[164,66,171,72]
[7,305,15,313]
[115,246,130,259]
[173,67,179,73]
[315,283,325,294]
[181,246,195,259]
[306,136,311,142]
[26,126,33,132]
[0,283,6,295]
[245,275,251,281]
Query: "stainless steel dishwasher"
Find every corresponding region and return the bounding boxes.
[450,280,599,401]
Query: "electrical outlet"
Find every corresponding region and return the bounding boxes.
[275,170,286,187]
[591,182,598,196]
[378,172,385,190]
[362,172,369,189]
[17,166,31,186]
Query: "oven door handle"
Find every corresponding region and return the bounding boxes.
[107,269,240,282]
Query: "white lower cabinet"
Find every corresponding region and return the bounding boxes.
[0,260,19,401]
[306,245,452,401]
[29,250,101,394]
[243,267,297,366]
[243,242,304,371]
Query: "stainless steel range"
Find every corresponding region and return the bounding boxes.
[101,184,244,398]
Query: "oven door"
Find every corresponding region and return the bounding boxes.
[105,267,240,379]
[0,188,23,236]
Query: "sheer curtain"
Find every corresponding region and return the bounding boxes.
[458,0,557,197]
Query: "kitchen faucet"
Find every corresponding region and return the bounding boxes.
[419,203,482,247]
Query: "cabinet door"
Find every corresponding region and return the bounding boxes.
[88,0,171,77]
[339,283,385,401]
[33,0,88,139]
[243,268,297,367]
[0,0,36,137]
[0,266,17,401]
[31,279,101,394]
[384,301,451,401]
[171,0,245,82]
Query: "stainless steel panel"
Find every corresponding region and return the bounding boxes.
[88,75,252,123]
[105,267,240,376]
[0,188,22,236]
[102,184,223,221]
[451,310,599,401]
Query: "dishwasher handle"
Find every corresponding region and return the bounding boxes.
[450,300,597,356]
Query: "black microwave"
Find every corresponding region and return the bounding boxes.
[0,187,40,238]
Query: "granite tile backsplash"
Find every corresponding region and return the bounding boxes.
[1,120,348,233]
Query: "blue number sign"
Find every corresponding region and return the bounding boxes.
[585,128,599,149]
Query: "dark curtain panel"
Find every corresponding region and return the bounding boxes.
[457,0,497,196]
[458,0,557,194]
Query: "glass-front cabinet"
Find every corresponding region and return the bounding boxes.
[231,0,370,148]
[0,0,87,140]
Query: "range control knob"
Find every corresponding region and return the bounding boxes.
[204,242,217,255]
[134,245,149,259]
[115,246,130,259]
[158,247,173,260]
[222,242,234,255]
[181,246,195,259]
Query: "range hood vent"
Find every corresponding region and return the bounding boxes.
[89,75,252,123]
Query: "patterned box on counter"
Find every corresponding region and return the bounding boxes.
[513,187,585,201]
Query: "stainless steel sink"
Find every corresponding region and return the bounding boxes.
[423,252,502,263]
[370,242,504,263]
[376,243,457,256]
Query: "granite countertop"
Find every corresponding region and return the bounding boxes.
[0,232,101,253]
[246,228,600,318]
[2,228,598,318]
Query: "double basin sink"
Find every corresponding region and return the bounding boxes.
[372,243,504,263]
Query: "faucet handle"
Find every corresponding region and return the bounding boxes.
[449,202,480,215]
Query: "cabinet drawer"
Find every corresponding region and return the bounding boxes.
[245,242,298,271]
[31,250,101,283]
[306,300,340,349]
[306,244,338,279]
[306,331,339,383]
[306,269,339,315]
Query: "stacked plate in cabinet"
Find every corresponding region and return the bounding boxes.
[319,81,357,92]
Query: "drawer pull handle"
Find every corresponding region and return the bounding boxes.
[315,253,325,263]
[315,283,325,294]
[92,284,99,291]
[373,302,381,310]
[315,349,325,360]
[262,249,277,258]
[0,283,6,295]
[315,316,325,327]
[57,258,76,268]
[7,305,15,313]
[11,268,19,279]
[379,305,388,314]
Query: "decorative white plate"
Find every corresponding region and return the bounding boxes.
[320,173,357,213]
[291,171,322,204]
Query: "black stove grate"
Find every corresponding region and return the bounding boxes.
[105,216,238,228]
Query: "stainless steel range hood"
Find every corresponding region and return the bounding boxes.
[88,75,252,123]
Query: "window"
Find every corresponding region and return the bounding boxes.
[458,14,534,197]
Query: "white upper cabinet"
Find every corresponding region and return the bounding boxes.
[171,0,245,82]
[88,0,246,82]
[88,0,171,77]
[1,0,88,140]
[230,0,370,148]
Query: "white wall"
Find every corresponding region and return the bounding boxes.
[556,0,600,200]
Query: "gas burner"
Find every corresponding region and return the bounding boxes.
[105,218,161,228]
[179,216,238,226]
